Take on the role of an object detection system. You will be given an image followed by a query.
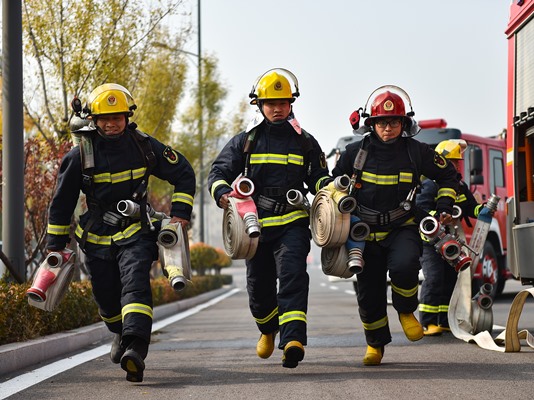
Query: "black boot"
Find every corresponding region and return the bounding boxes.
[120,337,149,382]
[110,334,125,364]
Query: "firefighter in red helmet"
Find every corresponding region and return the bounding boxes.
[332,85,458,365]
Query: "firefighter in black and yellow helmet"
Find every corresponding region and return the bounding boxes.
[417,139,486,336]
[332,86,459,366]
[208,68,331,368]
[46,83,196,382]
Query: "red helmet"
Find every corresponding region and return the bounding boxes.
[365,90,409,126]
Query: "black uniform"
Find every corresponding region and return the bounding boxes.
[208,118,330,349]
[417,175,481,329]
[46,124,195,344]
[332,132,458,348]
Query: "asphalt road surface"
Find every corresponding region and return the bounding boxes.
[1,262,534,399]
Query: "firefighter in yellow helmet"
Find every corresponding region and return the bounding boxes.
[208,68,331,368]
[417,139,487,336]
[46,83,196,382]
[332,86,459,366]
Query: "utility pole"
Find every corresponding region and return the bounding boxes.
[1,0,25,281]
[197,0,205,243]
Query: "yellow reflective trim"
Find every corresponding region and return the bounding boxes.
[259,210,308,227]
[172,192,194,206]
[279,310,307,325]
[101,313,122,323]
[315,176,330,192]
[254,307,279,325]
[418,303,439,313]
[361,171,399,185]
[399,172,413,183]
[211,180,230,198]
[456,194,467,203]
[75,225,112,245]
[112,221,148,241]
[132,167,146,180]
[391,282,418,298]
[250,153,288,165]
[438,304,449,313]
[437,187,456,200]
[362,316,388,331]
[93,167,147,184]
[75,218,158,246]
[287,153,304,166]
[122,303,153,319]
[47,224,70,235]
[365,231,390,241]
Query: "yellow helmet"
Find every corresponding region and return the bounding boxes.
[249,68,299,105]
[88,83,136,116]
[435,139,467,160]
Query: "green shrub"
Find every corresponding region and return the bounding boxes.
[0,274,226,346]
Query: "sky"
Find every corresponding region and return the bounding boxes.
[179,0,511,156]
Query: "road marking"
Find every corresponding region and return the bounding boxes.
[0,288,241,399]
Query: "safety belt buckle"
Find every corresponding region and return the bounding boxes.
[378,212,390,226]
[273,202,286,214]
[82,174,92,186]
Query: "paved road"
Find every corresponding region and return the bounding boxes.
[1,264,534,399]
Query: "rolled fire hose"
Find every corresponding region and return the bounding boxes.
[321,245,353,279]
[26,250,77,312]
[158,221,192,292]
[222,196,259,260]
[448,217,534,351]
[310,188,351,248]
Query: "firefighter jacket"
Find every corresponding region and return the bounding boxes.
[417,173,482,224]
[208,119,330,230]
[332,132,458,237]
[46,124,196,258]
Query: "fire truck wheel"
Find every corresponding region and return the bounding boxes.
[472,241,500,300]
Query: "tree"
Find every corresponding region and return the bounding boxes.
[16,0,193,279]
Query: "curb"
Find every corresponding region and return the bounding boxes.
[0,286,233,377]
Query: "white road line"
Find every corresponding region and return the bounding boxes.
[0,288,241,399]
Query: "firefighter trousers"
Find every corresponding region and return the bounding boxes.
[84,232,159,344]
[246,224,311,349]
[419,244,457,328]
[356,226,422,348]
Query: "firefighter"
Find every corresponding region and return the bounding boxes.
[332,86,459,365]
[207,68,330,368]
[418,139,488,335]
[46,83,196,382]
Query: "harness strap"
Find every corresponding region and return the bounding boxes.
[257,195,300,215]
[356,203,411,226]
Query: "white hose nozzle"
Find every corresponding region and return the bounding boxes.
[243,212,261,238]
[235,177,255,197]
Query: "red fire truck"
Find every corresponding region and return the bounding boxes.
[329,118,511,297]
[504,0,534,286]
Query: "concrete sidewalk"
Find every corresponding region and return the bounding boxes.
[0,286,233,377]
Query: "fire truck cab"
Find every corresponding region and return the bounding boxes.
[505,0,534,286]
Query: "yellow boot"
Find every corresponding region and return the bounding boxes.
[399,313,424,341]
[363,345,384,366]
[256,331,278,359]
[423,324,443,336]
[282,340,305,368]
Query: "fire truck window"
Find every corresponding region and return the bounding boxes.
[463,145,472,186]
[489,149,504,194]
